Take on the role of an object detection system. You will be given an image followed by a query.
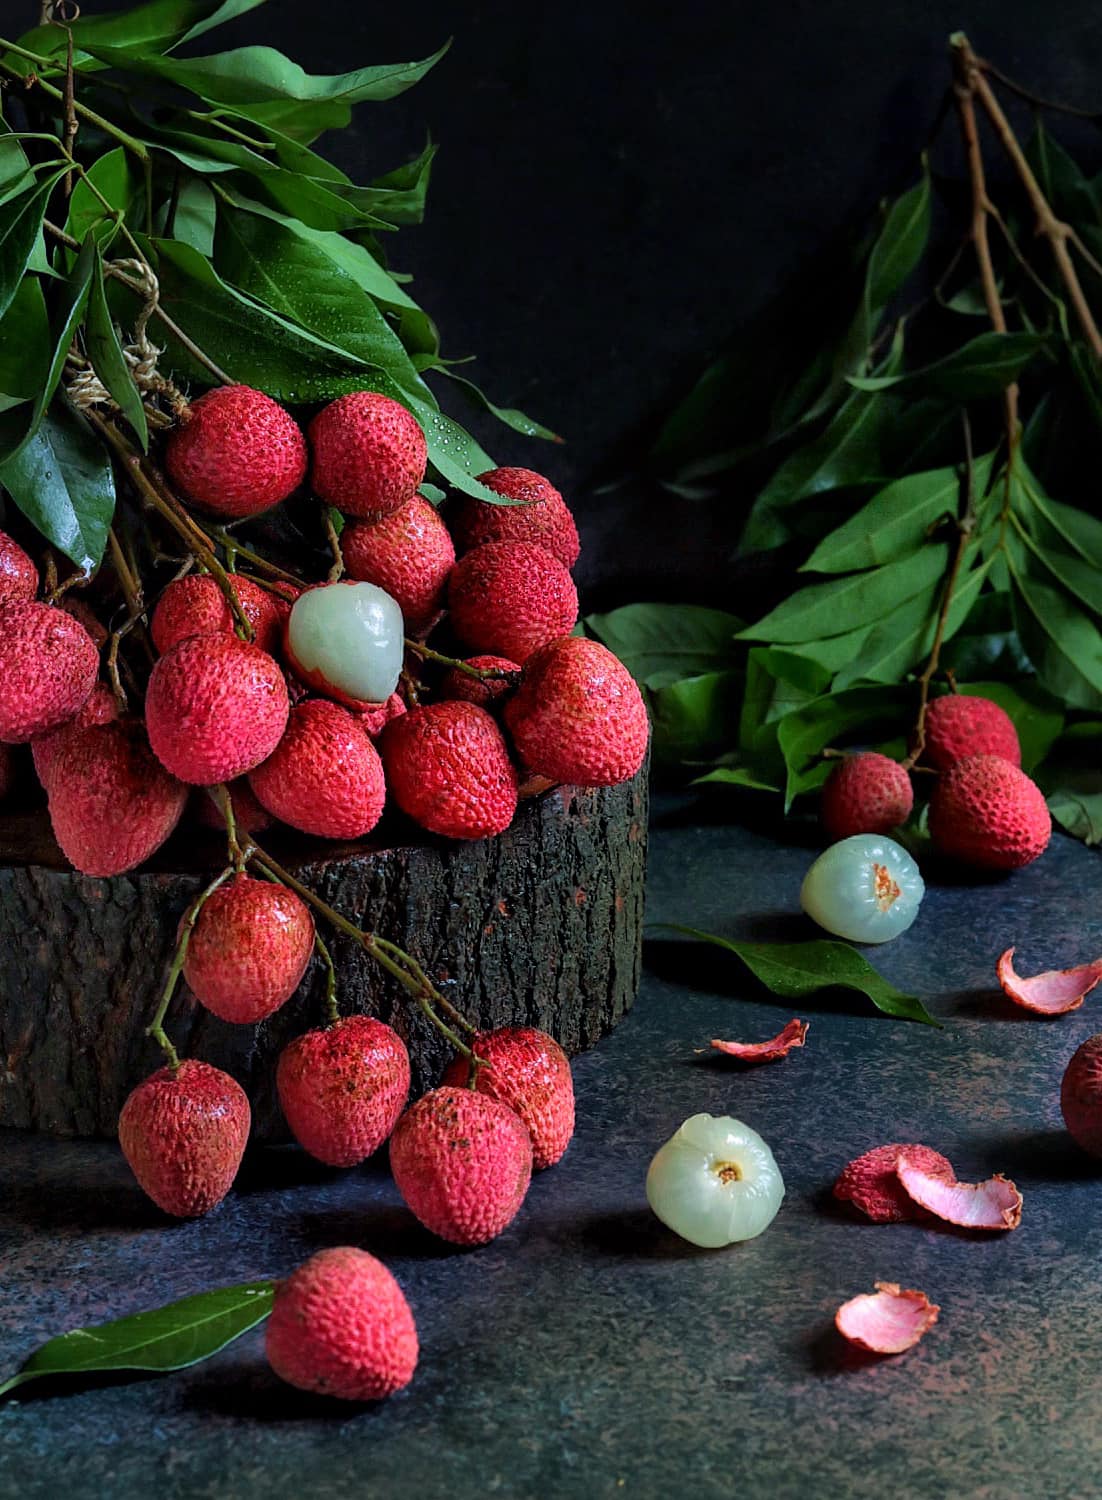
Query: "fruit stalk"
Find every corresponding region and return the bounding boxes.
[147,867,234,1067]
[404,638,519,684]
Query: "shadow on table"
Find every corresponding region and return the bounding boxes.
[972,1127,1102,1184]
[567,1206,719,1261]
[181,1363,398,1423]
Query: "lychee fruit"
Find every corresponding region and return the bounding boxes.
[1061,1035,1102,1158]
[0,601,99,743]
[60,597,108,649]
[0,529,37,605]
[379,701,517,840]
[821,752,914,839]
[438,655,520,711]
[451,468,580,568]
[183,875,315,1024]
[284,581,403,709]
[249,699,386,840]
[145,633,289,785]
[309,391,427,519]
[151,572,281,655]
[928,753,1050,870]
[32,680,119,791]
[342,496,455,635]
[504,635,649,787]
[922,693,1021,770]
[193,777,274,835]
[389,1086,533,1245]
[448,541,578,663]
[265,1247,418,1401]
[442,1027,574,1170]
[356,691,406,739]
[46,718,187,876]
[118,1058,250,1217]
[277,1015,411,1167]
[165,385,307,519]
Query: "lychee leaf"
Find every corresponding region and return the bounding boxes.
[847,331,1047,402]
[11,1,270,71]
[0,398,115,571]
[585,602,743,686]
[952,680,1064,772]
[85,249,150,451]
[1008,558,1102,711]
[647,670,743,764]
[775,685,911,808]
[64,147,144,249]
[0,170,67,320]
[435,369,563,444]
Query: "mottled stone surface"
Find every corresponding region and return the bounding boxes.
[1,797,1100,1499]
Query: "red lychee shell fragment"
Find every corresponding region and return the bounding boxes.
[308,391,427,519]
[711,1018,808,1063]
[923,693,1021,771]
[151,572,281,655]
[835,1282,940,1355]
[165,384,307,519]
[895,1152,1022,1230]
[0,601,99,744]
[451,467,580,568]
[249,699,386,840]
[355,691,406,739]
[821,752,913,840]
[833,1143,954,1223]
[996,946,1102,1016]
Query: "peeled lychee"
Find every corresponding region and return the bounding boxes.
[442,1027,574,1170]
[923,694,1021,771]
[389,1085,533,1245]
[118,1058,250,1217]
[0,529,38,605]
[145,634,289,785]
[929,754,1050,870]
[448,540,578,663]
[284,581,403,709]
[277,1016,410,1167]
[438,655,520,711]
[0,601,99,743]
[183,875,315,1024]
[32,680,119,791]
[379,701,517,840]
[165,385,307,519]
[151,572,281,655]
[356,692,406,739]
[193,777,274,835]
[504,634,649,787]
[250,699,386,840]
[309,391,427,519]
[342,496,455,635]
[266,1247,418,1401]
[1061,1034,1102,1157]
[451,468,580,568]
[821,752,913,839]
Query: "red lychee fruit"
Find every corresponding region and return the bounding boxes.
[1061,1035,1102,1157]
[442,1027,574,1170]
[277,1016,411,1167]
[929,753,1051,870]
[265,1247,418,1401]
[342,496,455,635]
[923,693,1021,771]
[249,699,386,840]
[31,680,119,791]
[451,468,580,569]
[821,752,914,839]
[355,691,406,739]
[0,601,99,744]
[504,635,649,787]
[389,1086,533,1245]
[151,573,281,656]
[193,777,274,835]
[0,529,37,606]
[165,385,307,519]
[438,654,520,711]
[183,875,315,1024]
[379,701,517,840]
[60,597,108,650]
[118,1058,250,1217]
[145,634,289,785]
[308,391,427,519]
[448,541,578,663]
[46,719,186,876]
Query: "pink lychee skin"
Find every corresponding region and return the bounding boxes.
[277,1016,411,1167]
[355,692,407,739]
[923,694,1021,771]
[0,529,38,606]
[928,753,1051,870]
[151,573,281,656]
[308,392,427,519]
[379,701,517,840]
[118,1059,250,1218]
[0,601,99,744]
[438,655,520,712]
[165,385,307,519]
[341,496,455,634]
[442,1027,575,1170]
[1062,1035,1102,1157]
[249,699,386,840]
[183,875,315,1024]
[145,634,289,785]
[448,540,579,663]
[504,635,649,788]
[266,1247,418,1401]
[389,1086,533,1245]
[451,468,581,569]
[193,777,274,835]
[32,680,119,791]
[821,752,914,839]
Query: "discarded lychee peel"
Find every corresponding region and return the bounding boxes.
[895,1154,1023,1230]
[833,1143,954,1223]
[996,946,1102,1016]
[710,1018,808,1063]
[835,1282,940,1354]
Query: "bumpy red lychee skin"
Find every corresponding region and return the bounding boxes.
[249,699,386,840]
[379,701,517,840]
[47,719,188,876]
[451,468,581,569]
[151,573,281,655]
[439,655,520,711]
[504,635,649,788]
[266,1247,418,1401]
[442,1027,574,1170]
[59,597,108,649]
[923,694,1021,771]
[929,754,1051,870]
[821,752,914,839]
[165,385,307,519]
[145,634,289,785]
[1061,1035,1102,1158]
[308,392,427,519]
[183,875,315,1024]
[277,1016,411,1167]
[0,529,37,606]
[342,496,455,634]
[32,680,119,791]
[389,1086,533,1245]
[0,601,99,744]
[448,541,578,663]
[193,776,274,835]
[833,1143,954,1223]
[355,692,406,739]
[118,1059,250,1218]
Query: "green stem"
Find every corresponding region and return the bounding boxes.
[147,867,234,1067]
[404,639,520,683]
[314,931,340,1025]
[207,784,246,872]
[209,529,303,585]
[0,43,151,163]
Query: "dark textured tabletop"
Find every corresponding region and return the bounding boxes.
[2,797,1100,1500]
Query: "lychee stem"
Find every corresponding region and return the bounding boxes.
[209,531,303,586]
[147,867,234,1069]
[313,931,341,1026]
[209,784,248,874]
[403,640,520,684]
[322,507,345,583]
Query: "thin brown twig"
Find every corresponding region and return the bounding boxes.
[977,55,1102,122]
[60,25,76,196]
[322,507,344,583]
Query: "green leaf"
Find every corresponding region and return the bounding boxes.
[739,646,830,755]
[1009,568,1102,711]
[783,625,874,674]
[585,603,742,686]
[0,399,115,569]
[848,332,1047,401]
[1047,785,1102,846]
[0,1282,274,1399]
[866,169,931,313]
[1026,124,1102,244]
[14,1,269,66]
[647,671,741,764]
[163,178,216,255]
[659,925,939,1026]
[65,147,142,246]
[0,276,49,399]
[85,250,149,451]
[435,370,561,443]
[693,766,781,793]
[776,685,910,807]
[0,173,65,319]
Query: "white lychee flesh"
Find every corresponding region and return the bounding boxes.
[645,1114,785,1248]
[288,582,403,705]
[800,833,924,944]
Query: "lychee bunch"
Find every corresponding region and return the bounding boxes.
[309,391,427,517]
[923,693,1020,770]
[379,701,517,839]
[342,496,455,634]
[0,529,37,606]
[821,752,913,839]
[929,753,1050,869]
[151,573,281,655]
[0,601,99,743]
[451,467,580,568]
[249,699,386,839]
[448,540,578,662]
[277,1015,410,1166]
[183,874,315,1023]
[442,1026,575,1169]
[166,385,307,519]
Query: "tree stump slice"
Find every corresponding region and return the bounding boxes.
[0,765,648,1141]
